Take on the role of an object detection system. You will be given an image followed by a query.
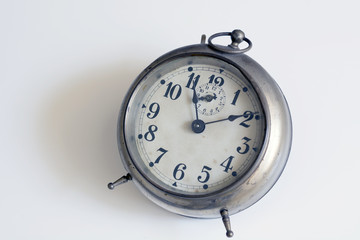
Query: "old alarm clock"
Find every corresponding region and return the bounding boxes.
[108,29,292,237]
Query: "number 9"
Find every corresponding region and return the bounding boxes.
[147,102,160,119]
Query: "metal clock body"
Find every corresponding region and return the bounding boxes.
[109,30,292,237]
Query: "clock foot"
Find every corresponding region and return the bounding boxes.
[220,208,234,238]
[107,173,132,190]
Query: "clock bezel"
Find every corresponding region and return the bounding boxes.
[117,43,292,218]
[123,54,266,197]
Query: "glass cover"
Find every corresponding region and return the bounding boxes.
[124,56,265,196]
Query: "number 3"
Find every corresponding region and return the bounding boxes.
[237,137,251,154]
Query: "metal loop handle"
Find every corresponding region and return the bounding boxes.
[208,30,252,54]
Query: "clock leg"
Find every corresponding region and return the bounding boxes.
[108,173,132,190]
[220,208,234,238]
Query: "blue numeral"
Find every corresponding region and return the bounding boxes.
[164,82,182,100]
[208,74,224,86]
[220,156,234,173]
[173,163,187,180]
[197,166,212,183]
[186,73,200,90]
[144,125,158,141]
[146,102,160,119]
[237,137,251,154]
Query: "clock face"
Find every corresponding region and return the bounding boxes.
[124,56,266,196]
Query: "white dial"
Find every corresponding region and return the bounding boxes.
[124,56,265,195]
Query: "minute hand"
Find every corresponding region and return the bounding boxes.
[205,111,256,125]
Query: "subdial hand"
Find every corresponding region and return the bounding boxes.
[198,93,217,102]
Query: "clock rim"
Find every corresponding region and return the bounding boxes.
[123,54,266,197]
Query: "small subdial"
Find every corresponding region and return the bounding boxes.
[197,83,226,116]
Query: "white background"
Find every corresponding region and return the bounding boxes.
[1,0,359,239]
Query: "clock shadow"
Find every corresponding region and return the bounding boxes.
[39,60,175,218]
